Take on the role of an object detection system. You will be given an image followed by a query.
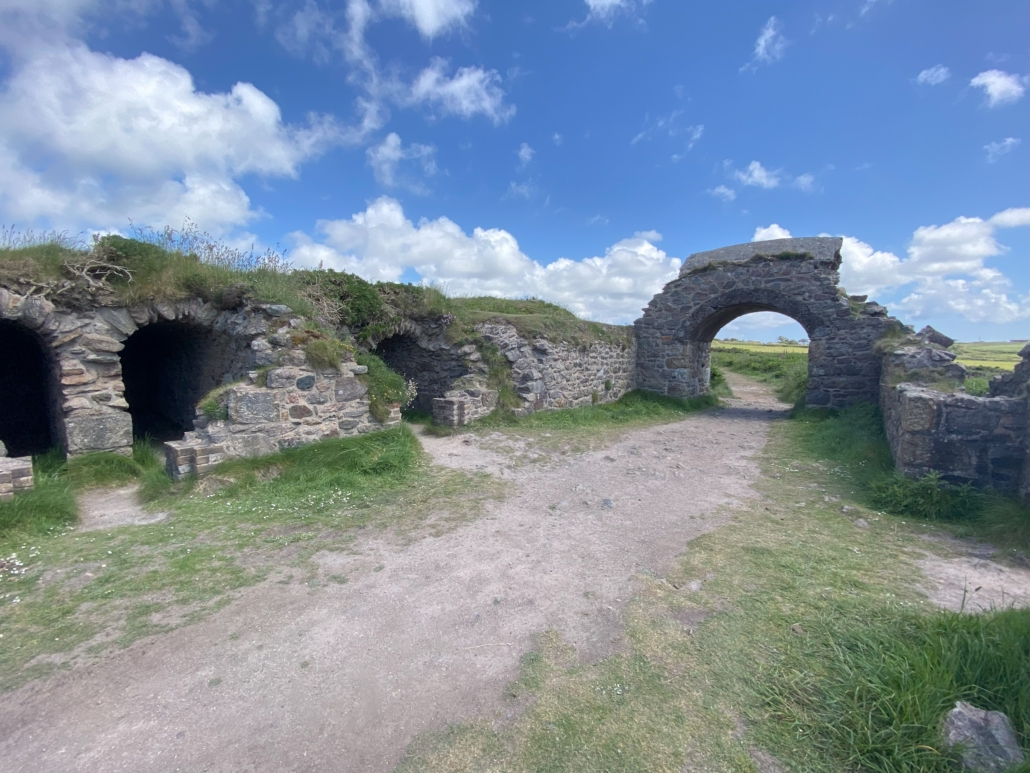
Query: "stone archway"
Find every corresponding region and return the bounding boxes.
[120,321,237,441]
[634,237,903,408]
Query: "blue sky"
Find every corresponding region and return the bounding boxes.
[0,0,1027,341]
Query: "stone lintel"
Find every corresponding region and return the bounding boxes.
[680,237,843,276]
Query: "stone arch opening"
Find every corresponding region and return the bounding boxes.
[120,321,235,441]
[374,333,469,414]
[0,320,63,456]
[636,237,899,408]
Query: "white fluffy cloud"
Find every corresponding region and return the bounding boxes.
[741,17,788,72]
[408,57,516,124]
[517,143,535,167]
[970,70,1028,107]
[734,161,780,189]
[289,196,680,322]
[708,185,736,202]
[0,43,343,233]
[366,132,436,191]
[377,0,476,38]
[751,209,1030,324]
[984,137,1020,163]
[916,64,950,86]
[752,224,791,241]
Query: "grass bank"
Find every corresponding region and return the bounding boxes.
[0,427,502,692]
[395,396,1029,773]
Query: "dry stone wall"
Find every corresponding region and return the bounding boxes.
[165,356,398,480]
[476,322,635,412]
[880,343,1029,495]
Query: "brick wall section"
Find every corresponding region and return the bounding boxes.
[634,237,903,409]
[880,345,1029,495]
[0,456,34,502]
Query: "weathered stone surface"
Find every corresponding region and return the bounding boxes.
[266,368,299,389]
[295,375,315,391]
[288,404,314,419]
[681,236,843,274]
[65,412,133,454]
[917,325,956,348]
[227,391,279,424]
[335,377,368,402]
[942,701,1025,773]
[0,440,5,457]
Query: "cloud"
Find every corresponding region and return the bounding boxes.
[572,0,652,27]
[708,185,736,202]
[970,70,1028,107]
[915,64,950,86]
[984,137,1020,163]
[517,142,534,167]
[377,0,477,39]
[505,181,534,199]
[552,132,563,146]
[0,42,344,234]
[734,161,780,189]
[634,229,662,242]
[276,0,336,63]
[288,196,681,322]
[752,224,792,241]
[793,173,816,192]
[408,57,516,124]
[741,17,788,72]
[752,211,1030,324]
[366,132,436,191]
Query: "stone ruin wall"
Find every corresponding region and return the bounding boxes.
[368,318,635,428]
[635,238,902,409]
[476,322,635,413]
[0,287,391,487]
[880,341,1030,497]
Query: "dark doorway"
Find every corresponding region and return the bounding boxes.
[120,322,234,441]
[375,334,469,414]
[0,321,61,456]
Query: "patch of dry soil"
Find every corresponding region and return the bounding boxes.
[76,485,167,531]
[917,553,1030,612]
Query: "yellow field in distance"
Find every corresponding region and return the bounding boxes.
[712,339,1024,371]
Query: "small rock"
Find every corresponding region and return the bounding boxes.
[687,580,703,592]
[942,701,1025,773]
[601,498,615,509]
[790,623,805,635]
[853,518,870,528]
[0,440,6,457]
[841,505,855,515]
[823,495,840,503]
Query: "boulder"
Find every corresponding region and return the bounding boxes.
[0,440,6,457]
[918,325,956,349]
[942,701,1025,773]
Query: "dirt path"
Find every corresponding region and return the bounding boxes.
[1,376,789,772]
[77,485,167,531]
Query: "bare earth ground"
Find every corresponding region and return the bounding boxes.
[2,373,1027,772]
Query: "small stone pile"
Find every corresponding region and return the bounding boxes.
[0,440,34,502]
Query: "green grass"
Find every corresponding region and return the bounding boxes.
[356,350,412,422]
[712,345,809,404]
[0,427,502,692]
[759,607,1030,773]
[473,389,720,432]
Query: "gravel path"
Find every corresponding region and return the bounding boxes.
[1,373,787,773]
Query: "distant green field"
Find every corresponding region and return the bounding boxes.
[712,341,808,355]
[714,339,1024,372]
[952,341,1024,371]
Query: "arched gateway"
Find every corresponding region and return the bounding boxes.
[634,237,903,409]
